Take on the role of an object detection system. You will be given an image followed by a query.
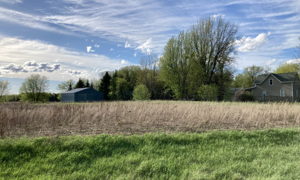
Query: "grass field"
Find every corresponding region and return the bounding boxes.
[1,129,300,179]
[1,101,300,137]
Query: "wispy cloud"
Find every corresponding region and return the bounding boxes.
[0,0,299,73]
[0,0,22,4]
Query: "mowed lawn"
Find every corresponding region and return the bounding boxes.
[1,129,300,179]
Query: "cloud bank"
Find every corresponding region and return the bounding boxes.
[0,37,130,80]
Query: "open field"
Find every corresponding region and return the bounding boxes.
[1,101,300,137]
[1,129,300,179]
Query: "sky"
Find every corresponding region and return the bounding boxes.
[0,0,299,94]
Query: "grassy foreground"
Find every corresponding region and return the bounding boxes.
[1,129,300,179]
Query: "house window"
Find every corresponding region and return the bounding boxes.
[280,88,285,97]
[269,79,273,86]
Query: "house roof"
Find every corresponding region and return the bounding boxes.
[62,88,91,94]
[255,72,299,84]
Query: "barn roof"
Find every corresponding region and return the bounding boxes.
[62,88,91,94]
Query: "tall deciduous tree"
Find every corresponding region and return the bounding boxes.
[0,80,9,98]
[99,72,111,100]
[232,65,265,88]
[244,66,265,83]
[19,74,48,102]
[160,17,237,100]
[160,32,192,99]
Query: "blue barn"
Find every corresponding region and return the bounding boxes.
[61,88,103,102]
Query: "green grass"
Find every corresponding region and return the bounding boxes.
[1,129,300,179]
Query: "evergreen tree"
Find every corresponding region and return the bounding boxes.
[75,78,85,88]
[99,72,111,100]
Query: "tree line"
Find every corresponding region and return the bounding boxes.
[0,18,299,102]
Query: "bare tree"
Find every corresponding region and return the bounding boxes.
[244,65,265,83]
[20,74,48,102]
[58,80,75,92]
[0,80,9,98]
[139,55,159,97]
[190,17,237,85]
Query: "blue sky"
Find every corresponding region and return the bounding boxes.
[0,0,299,94]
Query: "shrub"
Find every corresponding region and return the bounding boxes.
[197,85,218,101]
[133,84,151,100]
[236,92,255,102]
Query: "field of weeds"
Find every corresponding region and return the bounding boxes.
[1,101,300,137]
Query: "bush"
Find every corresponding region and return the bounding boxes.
[133,84,151,100]
[0,95,20,102]
[236,92,255,102]
[197,85,218,101]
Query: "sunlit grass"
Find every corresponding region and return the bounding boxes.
[1,129,300,179]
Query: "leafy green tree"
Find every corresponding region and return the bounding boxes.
[99,72,111,100]
[109,71,118,100]
[19,74,48,102]
[160,17,237,100]
[75,78,85,88]
[244,66,265,83]
[133,84,151,100]
[232,74,253,88]
[116,78,132,100]
[197,85,218,101]
[232,65,265,88]
[160,32,192,99]
[274,63,300,74]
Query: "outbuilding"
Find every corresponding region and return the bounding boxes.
[61,88,103,102]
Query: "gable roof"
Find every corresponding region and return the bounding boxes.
[62,88,94,94]
[255,72,299,84]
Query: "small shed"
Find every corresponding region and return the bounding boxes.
[61,88,103,102]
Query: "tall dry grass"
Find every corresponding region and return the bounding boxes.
[1,101,300,137]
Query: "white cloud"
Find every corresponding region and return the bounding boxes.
[124,41,131,48]
[265,59,277,66]
[120,60,128,65]
[136,38,152,55]
[0,36,131,80]
[286,59,300,64]
[235,33,271,52]
[211,14,225,19]
[86,46,94,53]
[0,61,61,74]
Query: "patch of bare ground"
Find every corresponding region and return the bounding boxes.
[1,101,300,137]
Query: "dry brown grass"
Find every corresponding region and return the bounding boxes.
[1,101,300,137]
